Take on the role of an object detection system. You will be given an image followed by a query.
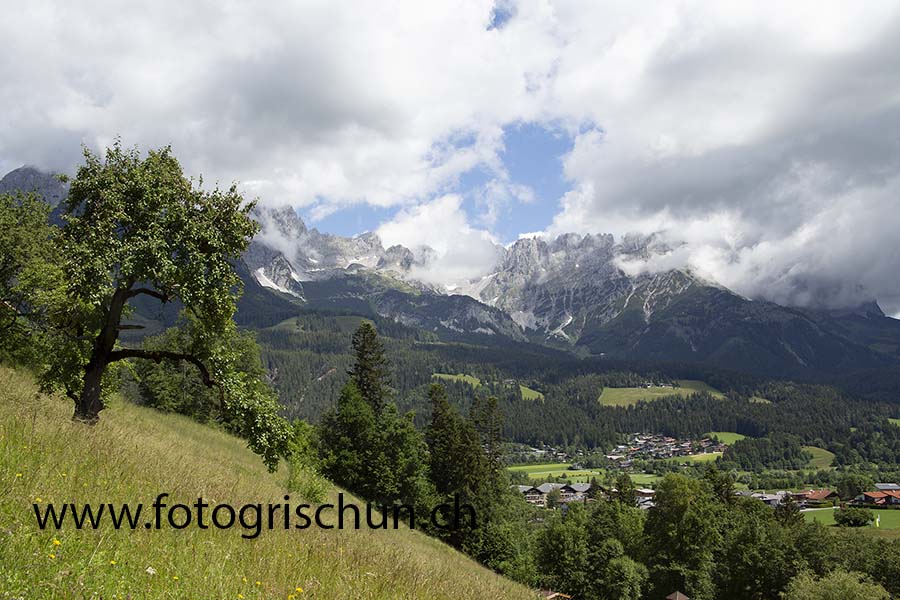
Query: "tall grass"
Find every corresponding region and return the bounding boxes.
[0,366,536,599]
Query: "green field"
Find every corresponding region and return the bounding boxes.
[508,462,571,474]
[598,379,725,407]
[803,446,835,468]
[680,452,722,463]
[749,396,772,404]
[706,432,747,445]
[432,373,482,386]
[432,374,543,400]
[519,385,544,401]
[889,418,900,427]
[804,507,900,531]
[0,367,533,599]
[507,463,661,485]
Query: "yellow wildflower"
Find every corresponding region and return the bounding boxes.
[296,588,303,593]
[242,576,247,583]
[255,580,261,586]
[15,473,22,478]
[238,595,244,600]
[35,497,42,503]
[109,560,117,565]
[48,553,56,559]
[52,539,61,546]
[173,576,180,581]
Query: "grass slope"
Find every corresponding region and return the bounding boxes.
[432,373,481,386]
[518,385,543,401]
[0,367,534,599]
[598,379,725,407]
[706,432,747,445]
[803,446,836,469]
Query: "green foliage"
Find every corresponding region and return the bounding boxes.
[425,383,486,501]
[133,316,290,471]
[834,507,874,528]
[0,192,64,365]
[16,142,292,470]
[644,475,721,600]
[319,325,430,510]
[286,420,329,503]
[348,321,390,413]
[613,472,637,505]
[783,570,890,600]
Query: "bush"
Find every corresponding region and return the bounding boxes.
[834,507,874,527]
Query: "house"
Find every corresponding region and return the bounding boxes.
[875,482,900,492]
[751,491,788,506]
[635,488,655,498]
[855,490,900,506]
[666,593,690,600]
[795,489,839,506]
[516,482,592,506]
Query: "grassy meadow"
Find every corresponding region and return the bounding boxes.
[518,385,543,401]
[431,373,543,400]
[803,446,836,469]
[706,432,747,445]
[0,366,536,599]
[803,507,900,538]
[507,463,661,486]
[431,373,481,386]
[598,379,725,407]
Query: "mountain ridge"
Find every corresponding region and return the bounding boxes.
[4,166,899,377]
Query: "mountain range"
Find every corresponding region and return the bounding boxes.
[5,165,900,377]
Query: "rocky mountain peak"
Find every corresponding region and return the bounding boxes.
[0,165,69,209]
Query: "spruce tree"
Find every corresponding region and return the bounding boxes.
[472,395,504,489]
[426,383,485,498]
[348,321,390,414]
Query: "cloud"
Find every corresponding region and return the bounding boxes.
[376,195,502,285]
[0,1,551,208]
[3,1,900,311]
[535,1,900,313]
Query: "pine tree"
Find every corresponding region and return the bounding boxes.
[472,395,504,489]
[348,321,390,414]
[318,381,378,496]
[426,383,485,498]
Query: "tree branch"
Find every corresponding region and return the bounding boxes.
[108,348,216,387]
[126,287,170,302]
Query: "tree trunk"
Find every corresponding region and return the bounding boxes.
[72,286,130,423]
[74,359,106,424]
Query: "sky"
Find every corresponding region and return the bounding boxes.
[2,1,900,314]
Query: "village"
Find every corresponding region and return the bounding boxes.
[601,432,727,468]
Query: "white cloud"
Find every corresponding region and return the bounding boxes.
[376,195,502,285]
[3,1,900,311]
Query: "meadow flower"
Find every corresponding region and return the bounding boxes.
[48,553,56,559]
[255,580,261,586]
[15,472,22,477]
[35,497,42,503]
[109,560,117,565]
[296,587,303,593]
[237,595,244,599]
[173,575,180,581]
[52,539,60,546]
[146,566,157,575]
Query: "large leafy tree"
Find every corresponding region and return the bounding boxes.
[35,142,289,467]
[0,192,64,362]
[45,142,255,421]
